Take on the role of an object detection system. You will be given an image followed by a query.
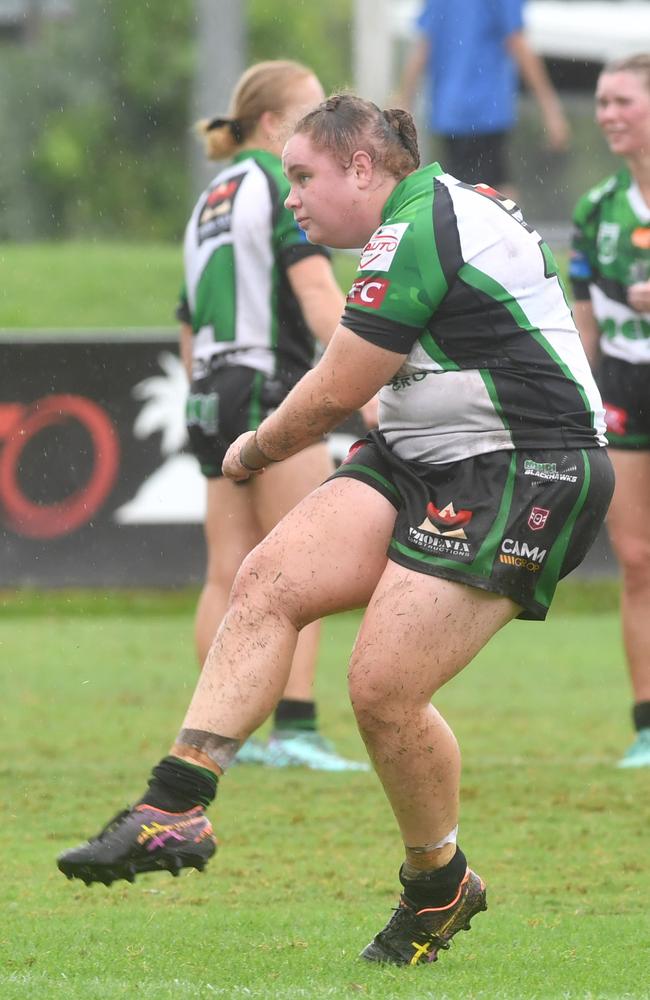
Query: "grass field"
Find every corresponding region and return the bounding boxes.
[2,584,649,1000]
[0,240,569,332]
[0,242,360,330]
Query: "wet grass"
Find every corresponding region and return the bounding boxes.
[0,242,359,331]
[1,585,648,998]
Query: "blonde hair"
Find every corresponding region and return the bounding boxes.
[196,59,317,161]
[602,53,650,92]
[293,94,420,181]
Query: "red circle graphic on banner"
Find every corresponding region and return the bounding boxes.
[0,394,120,539]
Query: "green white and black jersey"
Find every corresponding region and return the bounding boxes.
[570,168,650,364]
[179,149,329,382]
[341,162,607,464]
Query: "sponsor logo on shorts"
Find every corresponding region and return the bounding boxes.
[408,501,473,560]
[523,460,577,484]
[499,553,542,572]
[528,506,550,531]
[359,223,409,271]
[499,538,547,572]
[420,501,473,538]
[346,276,390,309]
[408,528,472,559]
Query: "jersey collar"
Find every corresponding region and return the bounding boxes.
[231,148,280,168]
[381,162,444,222]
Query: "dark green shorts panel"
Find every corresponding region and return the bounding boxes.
[599,355,650,450]
[331,433,614,620]
[186,365,298,478]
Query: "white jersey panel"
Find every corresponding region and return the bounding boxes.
[379,369,513,462]
[448,182,606,443]
[183,159,276,376]
[183,159,243,312]
[590,284,650,365]
[230,163,276,373]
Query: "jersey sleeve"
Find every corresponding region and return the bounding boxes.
[569,194,597,302]
[340,219,447,354]
[280,240,331,269]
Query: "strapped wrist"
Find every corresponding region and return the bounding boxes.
[239,432,276,472]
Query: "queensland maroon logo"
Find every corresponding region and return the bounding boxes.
[528,506,550,531]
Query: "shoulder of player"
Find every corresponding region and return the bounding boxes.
[573,169,629,223]
[213,152,288,207]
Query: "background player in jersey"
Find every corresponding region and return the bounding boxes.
[59,95,613,967]
[177,60,367,772]
[570,54,650,768]
[395,0,570,195]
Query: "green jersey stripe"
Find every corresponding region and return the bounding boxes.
[533,449,591,608]
[459,261,593,420]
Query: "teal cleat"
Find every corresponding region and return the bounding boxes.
[617,728,650,769]
[264,730,370,772]
[233,738,269,765]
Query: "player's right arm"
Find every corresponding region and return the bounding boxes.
[176,286,194,379]
[568,194,601,369]
[394,35,430,111]
[506,31,570,151]
[175,285,194,379]
[223,324,407,479]
[179,321,194,380]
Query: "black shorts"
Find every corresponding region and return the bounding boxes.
[330,432,614,621]
[599,355,650,450]
[186,364,299,478]
[442,131,509,188]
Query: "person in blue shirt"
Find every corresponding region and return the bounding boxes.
[396,0,569,194]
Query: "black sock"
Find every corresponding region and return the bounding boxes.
[632,701,650,732]
[400,847,468,910]
[273,698,317,733]
[137,756,218,812]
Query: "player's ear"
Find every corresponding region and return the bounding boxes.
[259,109,284,143]
[351,150,374,188]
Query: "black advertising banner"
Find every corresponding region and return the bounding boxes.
[0,333,613,588]
[0,334,205,586]
[0,334,363,587]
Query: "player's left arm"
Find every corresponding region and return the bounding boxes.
[286,253,345,348]
[223,325,406,478]
[627,280,650,315]
[506,31,570,151]
[572,300,602,371]
[179,321,193,380]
